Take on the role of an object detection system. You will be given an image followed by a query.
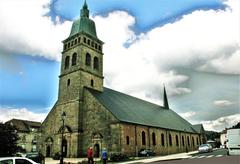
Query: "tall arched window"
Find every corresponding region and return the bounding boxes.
[152,132,156,146]
[187,136,190,146]
[126,136,130,145]
[176,135,179,146]
[94,57,99,70]
[192,137,195,147]
[65,56,69,69]
[182,136,185,146]
[142,131,146,145]
[161,133,165,146]
[169,134,172,146]
[72,53,77,66]
[86,53,91,66]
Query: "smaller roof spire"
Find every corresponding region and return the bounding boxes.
[81,0,89,18]
[163,84,169,109]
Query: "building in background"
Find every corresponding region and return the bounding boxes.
[6,119,41,153]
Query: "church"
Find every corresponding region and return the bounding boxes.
[38,1,205,158]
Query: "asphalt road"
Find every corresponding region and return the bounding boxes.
[150,149,240,164]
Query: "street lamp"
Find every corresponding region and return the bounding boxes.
[60,111,66,164]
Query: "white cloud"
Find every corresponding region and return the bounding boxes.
[179,111,196,119]
[201,114,240,131]
[92,0,239,103]
[0,0,72,61]
[214,100,235,107]
[0,107,47,123]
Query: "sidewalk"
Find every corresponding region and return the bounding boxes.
[45,151,197,164]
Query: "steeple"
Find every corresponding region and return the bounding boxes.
[81,0,89,18]
[163,85,169,109]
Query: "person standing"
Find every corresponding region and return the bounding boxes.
[87,147,94,164]
[101,148,108,164]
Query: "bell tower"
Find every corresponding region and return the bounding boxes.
[58,0,104,103]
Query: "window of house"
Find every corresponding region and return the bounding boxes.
[72,53,77,66]
[152,132,156,146]
[78,37,81,43]
[91,80,94,87]
[161,133,165,146]
[95,43,97,49]
[65,56,70,69]
[68,42,70,48]
[86,53,91,66]
[64,44,67,50]
[182,136,185,146]
[176,135,179,146]
[93,57,99,70]
[142,131,146,145]
[71,41,73,46]
[169,134,172,146]
[75,39,77,45]
[192,137,195,146]
[98,45,101,51]
[126,136,130,145]
[91,41,94,47]
[84,37,86,43]
[87,39,90,45]
[187,136,190,146]
[67,79,70,86]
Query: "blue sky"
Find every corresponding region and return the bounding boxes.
[0,0,239,131]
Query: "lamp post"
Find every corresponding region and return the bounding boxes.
[60,111,66,164]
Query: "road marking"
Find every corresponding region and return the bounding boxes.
[206,155,214,158]
[189,156,198,159]
[216,155,223,157]
[197,156,205,158]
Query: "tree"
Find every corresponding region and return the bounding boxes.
[0,122,19,157]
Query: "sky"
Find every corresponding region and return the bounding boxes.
[0,0,239,132]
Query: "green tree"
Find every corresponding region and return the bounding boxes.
[0,122,19,157]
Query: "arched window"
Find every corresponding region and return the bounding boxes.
[161,133,165,146]
[192,137,195,147]
[126,136,130,145]
[94,57,99,70]
[65,56,69,69]
[169,134,172,146]
[72,53,77,66]
[91,80,94,87]
[187,136,190,146]
[98,45,101,51]
[86,53,91,66]
[142,131,146,145]
[176,135,179,146]
[87,39,90,45]
[182,136,185,146]
[152,132,156,146]
[75,39,77,45]
[67,79,70,86]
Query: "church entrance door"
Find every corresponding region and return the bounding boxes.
[46,146,51,157]
[63,139,67,157]
[94,143,100,158]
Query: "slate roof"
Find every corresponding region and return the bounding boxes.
[192,124,204,133]
[6,119,41,132]
[87,87,199,134]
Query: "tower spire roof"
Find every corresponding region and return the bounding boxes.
[81,0,89,18]
[163,85,169,109]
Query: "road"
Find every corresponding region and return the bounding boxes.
[149,149,240,164]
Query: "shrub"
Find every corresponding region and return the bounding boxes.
[110,153,128,162]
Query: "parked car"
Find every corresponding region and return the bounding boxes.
[0,157,38,164]
[25,152,45,164]
[198,144,213,153]
[138,149,156,157]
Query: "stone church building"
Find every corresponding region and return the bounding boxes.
[38,1,205,158]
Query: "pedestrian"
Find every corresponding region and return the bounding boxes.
[101,148,108,164]
[87,147,94,164]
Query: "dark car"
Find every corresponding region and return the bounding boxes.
[26,152,45,164]
[138,149,156,157]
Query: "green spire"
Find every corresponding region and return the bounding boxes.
[81,0,89,18]
[163,85,169,109]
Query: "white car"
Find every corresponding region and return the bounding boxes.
[198,144,213,153]
[0,157,38,164]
